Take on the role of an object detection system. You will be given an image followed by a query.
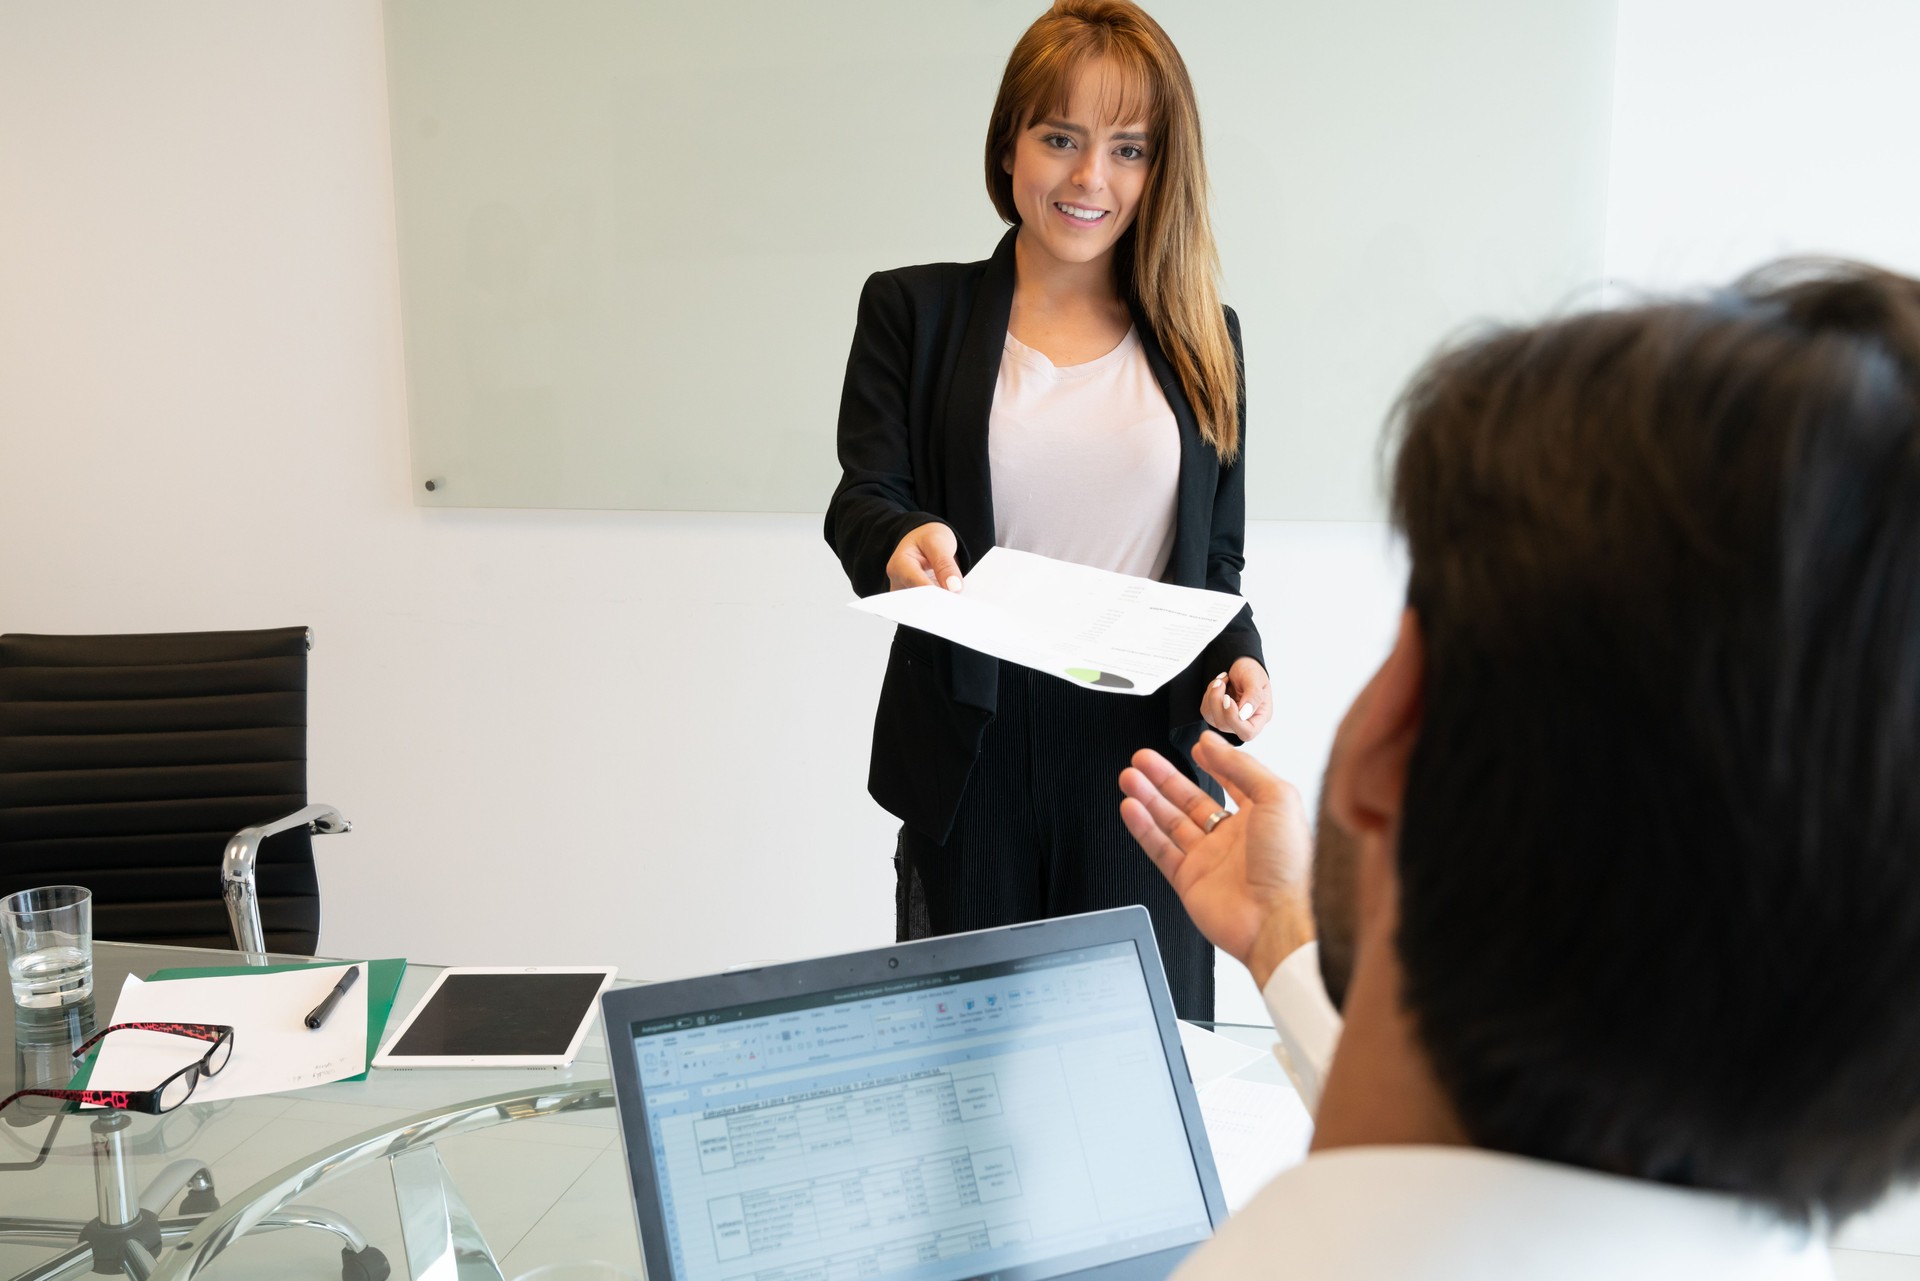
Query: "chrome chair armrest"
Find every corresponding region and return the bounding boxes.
[221,804,352,963]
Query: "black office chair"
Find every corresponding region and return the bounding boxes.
[0,626,349,956]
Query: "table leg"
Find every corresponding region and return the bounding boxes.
[389,1146,505,1281]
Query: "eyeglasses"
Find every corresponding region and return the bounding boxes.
[0,1023,235,1117]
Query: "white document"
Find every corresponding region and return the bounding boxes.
[1176,1020,1268,1088]
[848,547,1246,696]
[87,964,369,1103]
[1197,1076,1315,1213]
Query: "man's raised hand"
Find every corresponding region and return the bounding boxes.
[1119,731,1316,987]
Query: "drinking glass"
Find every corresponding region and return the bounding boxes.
[2,886,94,1009]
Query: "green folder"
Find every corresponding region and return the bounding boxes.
[72,958,406,1088]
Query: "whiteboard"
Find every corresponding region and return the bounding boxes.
[386,0,1616,519]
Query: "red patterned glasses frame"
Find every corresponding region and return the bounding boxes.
[70,1022,233,1064]
[0,1023,236,1118]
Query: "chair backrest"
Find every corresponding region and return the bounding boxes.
[0,627,319,954]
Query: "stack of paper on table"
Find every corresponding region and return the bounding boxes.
[82,964,372,1102]
[1198,1077,1316,1212]
[850,547,1247,696]
[145,957,406,1083]
[1178,1020,1316,1212]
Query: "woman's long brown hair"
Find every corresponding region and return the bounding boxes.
[985,0,1239,461]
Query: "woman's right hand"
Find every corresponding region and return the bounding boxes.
[887,522,964,592]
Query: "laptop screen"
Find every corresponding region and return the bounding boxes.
[629,939,1214,1281]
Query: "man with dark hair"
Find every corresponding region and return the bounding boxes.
[1122,262,1920,1276]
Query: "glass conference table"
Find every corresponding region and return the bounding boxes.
[0,942,1295,1281]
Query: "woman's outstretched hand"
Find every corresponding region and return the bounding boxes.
[887,522,964,592]
[1200,656,1273,741]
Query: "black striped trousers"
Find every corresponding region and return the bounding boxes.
[897,661,1217,1020]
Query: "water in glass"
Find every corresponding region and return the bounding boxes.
[9,943,93,1008]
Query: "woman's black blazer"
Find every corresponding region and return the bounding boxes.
[825,228,1265,844]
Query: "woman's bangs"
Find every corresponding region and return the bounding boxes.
[1025,40,1160,135]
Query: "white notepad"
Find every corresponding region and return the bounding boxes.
[86,965,368,1103]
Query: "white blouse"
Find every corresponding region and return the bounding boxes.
[988,327,1181,580]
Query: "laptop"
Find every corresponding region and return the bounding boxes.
[601,907,1228,1281]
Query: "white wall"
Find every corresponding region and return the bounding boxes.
[0,1,1406,1023]
[1606,0,1920,289]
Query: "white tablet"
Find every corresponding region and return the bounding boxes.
[373,966,618,1068]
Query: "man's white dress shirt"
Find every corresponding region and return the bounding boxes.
[1175,944,1836,1279]
[1175,1145,1833,1280]
[1261,941,1340,1114]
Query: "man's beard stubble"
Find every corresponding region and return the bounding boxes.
[1311,770,1360,1011]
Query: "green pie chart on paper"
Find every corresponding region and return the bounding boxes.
[1066,667,1135,690]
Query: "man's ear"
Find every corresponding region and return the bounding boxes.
[1326,608,1425,888]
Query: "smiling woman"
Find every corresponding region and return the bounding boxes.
[823,0,1267,1019]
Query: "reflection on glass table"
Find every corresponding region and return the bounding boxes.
[0,941,624,1281]
[0,946,1309,1281]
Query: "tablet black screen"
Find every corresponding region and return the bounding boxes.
[389,971,607,1057]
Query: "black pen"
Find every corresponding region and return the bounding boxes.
[305,965,360,1030]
